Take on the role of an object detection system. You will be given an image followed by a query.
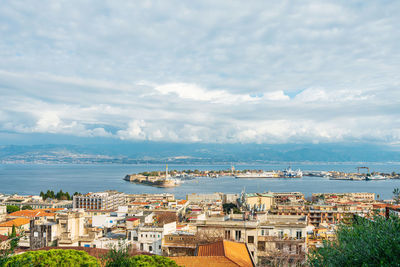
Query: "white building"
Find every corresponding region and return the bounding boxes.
[129,222,176,255]
[73,191,125,210]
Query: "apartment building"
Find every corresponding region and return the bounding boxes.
[73,191,125,210]
[162,232,197,256]
[243,193,275,212]
[257,215,308,266]
[129,222,176,255]
[195,213,259,260]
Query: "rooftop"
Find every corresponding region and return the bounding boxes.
[0,218,30,227]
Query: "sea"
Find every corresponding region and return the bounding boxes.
[1,162,400,200]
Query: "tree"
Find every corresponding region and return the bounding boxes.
[103,245,178,267]
[5,249,100,266]
[393,188,400,204]
[0,226,23,266]
[6,206,19,214]
[223,203,241,214]
[308,215,400,266]
[21,205,33,210]
[156,212,177,226]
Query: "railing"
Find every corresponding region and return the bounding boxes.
[258,236,306,242]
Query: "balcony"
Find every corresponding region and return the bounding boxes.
[258,236,305,242]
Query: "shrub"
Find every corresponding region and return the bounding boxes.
[308,215,400,266]
[103,245,179,267]
[5,249,100,267]
[6,206,19,214]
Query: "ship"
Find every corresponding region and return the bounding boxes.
[366,174,387,181]
[235,171,280,178]
[282,167,303,178]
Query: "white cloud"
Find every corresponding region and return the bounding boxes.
[0,1,399,144]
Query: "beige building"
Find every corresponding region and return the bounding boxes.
[195,213,259,260]
[257,215,308,266]
[244,193,275,211]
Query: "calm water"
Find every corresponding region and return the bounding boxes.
[1,163,400,199]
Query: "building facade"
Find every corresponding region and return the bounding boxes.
[73,191,125,210]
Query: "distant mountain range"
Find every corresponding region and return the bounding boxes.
[1,142,400,164]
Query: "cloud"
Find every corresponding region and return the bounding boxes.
[0,1,399,144]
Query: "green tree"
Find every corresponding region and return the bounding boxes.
[103,245,179,267]
[223,203,241,214]
[6,206,19,214]
[393,187,400,204]
[5,249,100,267]
[0,226,22,266]
[21,205,33,210]
[308,215,400,266]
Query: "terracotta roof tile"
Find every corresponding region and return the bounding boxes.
[197,240,254,267]
[8,210,55,218]
[171,256,239,267]
[0,218,30,227]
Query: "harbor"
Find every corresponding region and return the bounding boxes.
[1,163,400,199]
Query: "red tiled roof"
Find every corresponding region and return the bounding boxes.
[0,218,30,227]
[171,256,239,267]
[8,210,55,218]
[197,240,254,267]
[126,218,139,221]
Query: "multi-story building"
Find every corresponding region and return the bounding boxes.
[73,191,125,210]
[257,215,308,266]
[243,193,275,212]
[0,206,6,222]
[273,192,305,205]
[129,222,176,255]
[162,232,197,256]
[194,213,259,260]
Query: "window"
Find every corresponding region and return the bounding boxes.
[140,243,143,250]
[149,245,152,252]
[276,243,283,250]
[278,231,284,238]
[296,231,302,239]
[225,230,231,240]
[34,232,38,237]
[159,245,161,249]
[248,236,254,244]
[261,229,264,236]
[235,230,241,241]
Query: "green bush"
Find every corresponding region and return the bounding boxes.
[128,255,180,267]
[5,249,100,267]
[103,245,179,267]
[6,206,20,214]
[308,215,400,266]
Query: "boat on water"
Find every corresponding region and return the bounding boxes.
[366,174,387,181]
[329,176,352,180]
[283,167,303,178]
[235,171,280,179]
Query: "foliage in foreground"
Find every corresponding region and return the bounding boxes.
[103,245,179,267]
[4,249,100,267]
[308,215,400,267]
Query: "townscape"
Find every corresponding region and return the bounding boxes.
[1,188,399,266]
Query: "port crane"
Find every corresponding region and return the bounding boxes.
[356,166,369,174]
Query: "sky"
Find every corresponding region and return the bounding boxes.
[0,1,400,145]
